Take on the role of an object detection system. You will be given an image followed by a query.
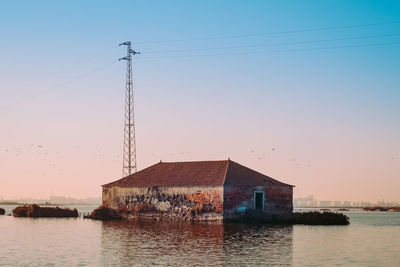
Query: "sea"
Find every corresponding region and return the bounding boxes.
[0,205,399,266]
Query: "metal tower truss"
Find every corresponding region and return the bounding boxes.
[119,41,140,176]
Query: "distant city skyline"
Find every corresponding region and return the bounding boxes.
[1,1,399,202]
[1,194,398,208]
[293,195,399,208]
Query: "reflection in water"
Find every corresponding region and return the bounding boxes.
[101,220,293,266]
[1,212,398,266]
[223,224,293,266]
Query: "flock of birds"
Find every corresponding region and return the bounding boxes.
[3,144,60,169]
[2,144,397,170]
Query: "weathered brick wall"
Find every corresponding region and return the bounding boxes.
[102,186,224,221]
[265,186,293,214]
[223,186,254,215]
[223,185,293,219]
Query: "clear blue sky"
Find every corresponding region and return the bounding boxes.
[0,1,399,202]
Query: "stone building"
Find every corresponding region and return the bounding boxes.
[102,159,294,221]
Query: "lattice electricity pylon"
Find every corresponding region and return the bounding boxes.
[119,41,140,176]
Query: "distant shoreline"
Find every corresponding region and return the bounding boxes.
[0,201,20,205]
[0,202,100,206]
[296,207,400,212]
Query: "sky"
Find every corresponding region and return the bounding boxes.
[0,0,399,202]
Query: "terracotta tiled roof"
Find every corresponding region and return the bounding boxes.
[103,159,294,188]
[224,160,293,187]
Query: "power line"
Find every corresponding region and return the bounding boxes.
[138,41,400,60]
[144,33,400,54]
[135,21,400,44]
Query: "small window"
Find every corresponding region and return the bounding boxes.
[254,191,264,210]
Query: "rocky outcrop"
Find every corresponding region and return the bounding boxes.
[0,208,5,215]
[84,206,122,220]
[12,204,78,218]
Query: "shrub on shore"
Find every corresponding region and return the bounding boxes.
[0,208,5,215]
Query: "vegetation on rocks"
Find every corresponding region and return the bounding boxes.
[12,204,78,218]
[0,208,5,215]
[287,211,349,225]
[232,211,350,225]
[85,206,122,220]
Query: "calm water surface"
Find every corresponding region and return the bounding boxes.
[0,206,399,266]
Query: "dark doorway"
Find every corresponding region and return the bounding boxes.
[255,192,264,210]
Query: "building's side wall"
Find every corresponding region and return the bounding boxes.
[223,185,293,220]
[265,186,293,214]
[102,185,223,221]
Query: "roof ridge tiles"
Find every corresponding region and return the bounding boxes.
[221,159,230,185]
[159,159,229,164]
